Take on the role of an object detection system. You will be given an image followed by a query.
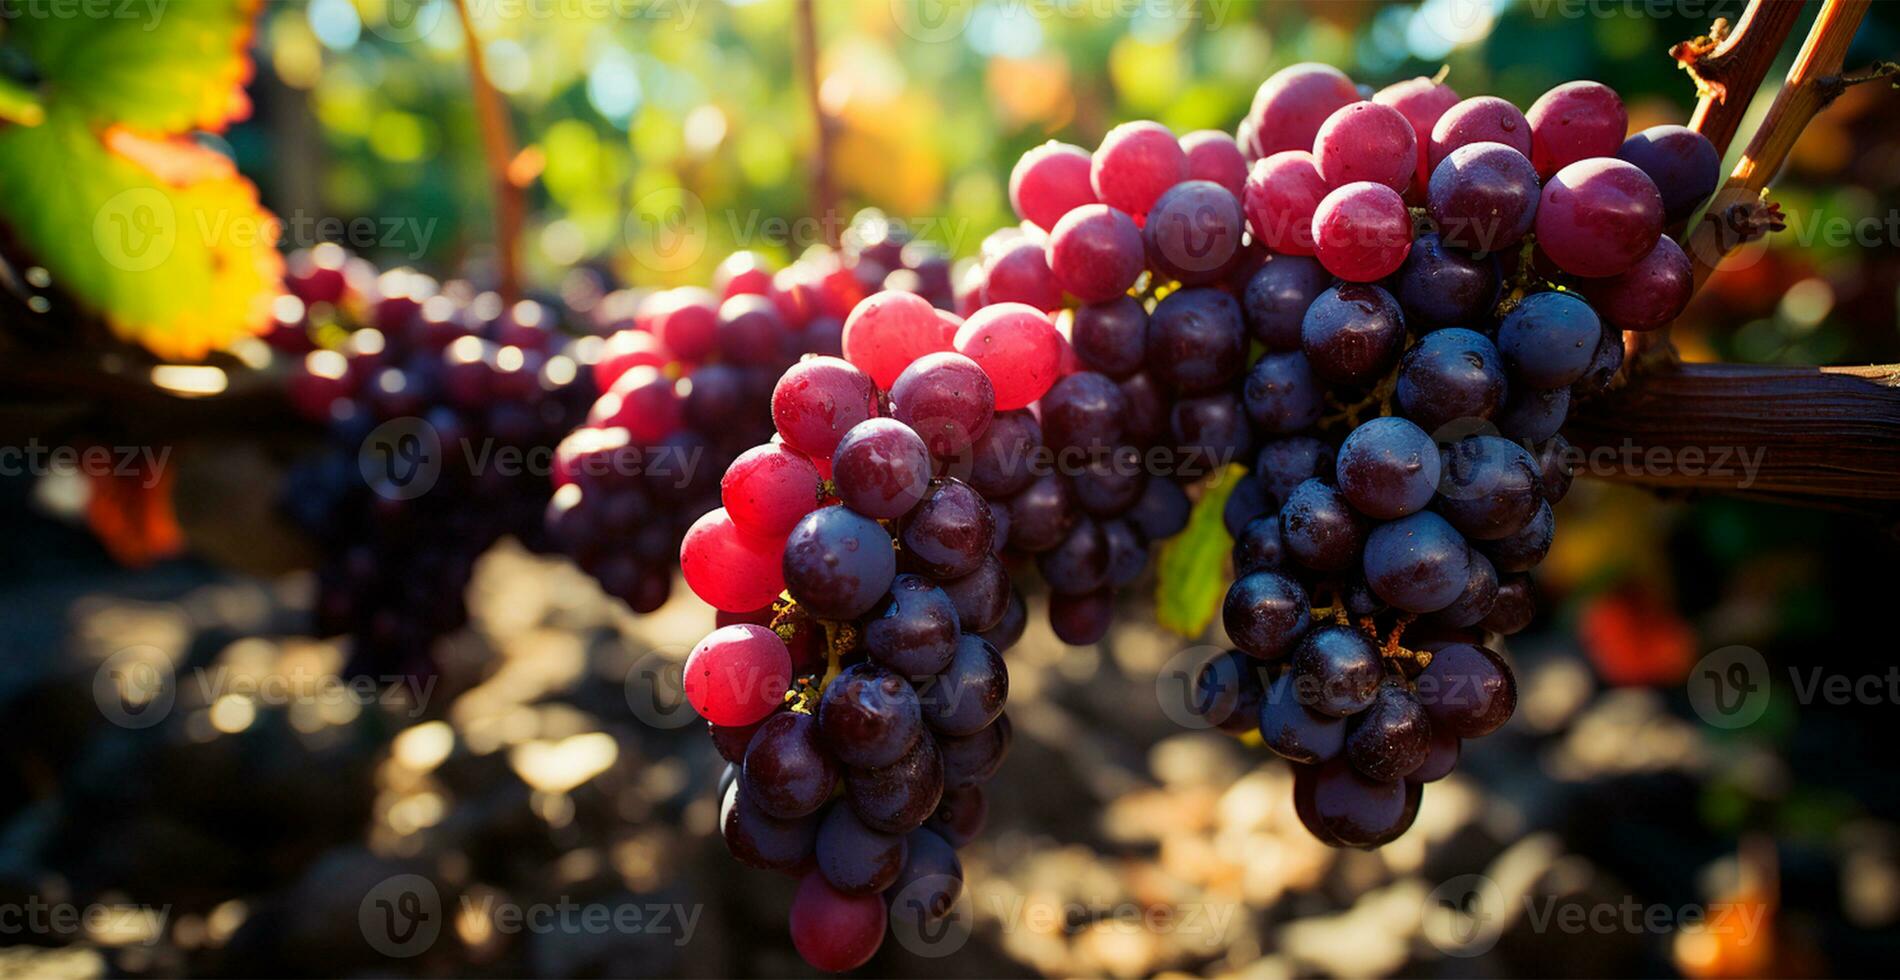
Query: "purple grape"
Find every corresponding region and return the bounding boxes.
[901,478,994,579]
[926,785,987,848]
[1049,588,1114,645]
[1279,479,1366,572]
[1048,204,1145,303]
[1171,391,1254,467]
[1394,327,1507,434]
[1410,726,1461,783]
[1427,549,1499,629]
[967,408,1043,498]
[744,712,841,818]
[1127,478,1189,540]
[1223,571,1312,659]
[1498,291,1602,388]
[866,575,962,677]
[1301,284,1406,386]
[832,418,932,519]
[1301,758,1421,848]
[1394,233,1498,332]
[1259,673,1349,763]
[1496,384,1571,443]
[939,713,1011,789]
[1193,650,1269,734]
[1255,436,1337,505]
[1336,416,1441,520]
[784,506,897,619]
[1069,298,1149,377]
[1223,475,1272,537]
[1232,513,1286,575]
[816,662,924,770]
[1006,473,1075,553]
[1242,254,1334,351]
[1040,371,1128,453]
[1482,574,1536,635]
[1427,141,1540,252]
[1102,519,1148,587]
[1288,624,1383,717]
[1481,499,1554,572]
[978,588,1029,652]
[1617,124,1721,224]
[1413,643,1516,738]
[1438,435,1544,540]
[816,804,908,895]
[845,732,945,835]
[722,780,818,872]
[890,352,996,465]
[940,555,1010,633]
[1147,287,1246,393]
[887,829,963,929]
[1363,511,1472,614]
[917,634,1008,736]
[1038,515,1111,596]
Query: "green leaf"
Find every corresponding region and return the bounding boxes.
[7,0,259,134]
[0,76,45,127]
[1154,463,1245,637]
[0,105,283,359]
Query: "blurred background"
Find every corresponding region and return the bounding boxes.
[3,0,1900,976]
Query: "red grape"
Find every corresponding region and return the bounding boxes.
[587,365,683,444]
[1314,101,1418,194]
[1429,96,1532,173]
[1239,63,1361,160]
[684,623,792,727]
[953,302,1062,410]
[1009,140,1097,231]
[771,355,879,459]
[1372,75,1461,197]
[890,352,996,464]
[722,443,823,538]
[1047,203,1144,303]
[1526,80,1627,179]
[1090,120,1188,218]
[593,329,671,390]
[788,872,886,972]
[1242,150,1328,256]
[1535,158,1665,277]
[651,287,720,362]
[981,238,1063,311]
[681,506,789,613]
[1581,236,1692,332]
[1311,181,1412,282]
[841,290,955,389]
[1179,129,1249,198]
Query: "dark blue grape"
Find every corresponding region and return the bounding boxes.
[1038,515,1110,596]
[1345,679,1432,781]
[1393,233,1499,332]
[1533,435,1574,504]
[1289,624,1383,717]
[1126,477,1190,540]
[1223,570,1311,659]
[1259,673,1348,763]
[1496,384,1571,443]
[1070,298,1149,378]
[1223,475,1272,536]
[1362,510,1472,613]
[939,713,1010,789]
[1042,370,1129,454]
[1255,436,1337,506]
[1427,549,1499,629]
[1193,650,1269,733]
[1498,291,1601,388]
[845,732,944,835]
[1242,254,1333,350]
[1007,473,1076,553]
[1395,327,1507,433]
[1147,287,1247,393]
[817,663,925,769]
[1279,479,1366,572]
[1116,371,1168,445]
[978,588,1028,652]
[1414,643,1515,738]
[1336,416,1441,519]
[902,478,994,579]
[1102,519,1148,587]
[1617,124,1720,223]
[744,711,841,818]
[1571,322,1625,399]
[1171,391,1254,468]
[1144,180,1245,285]
[917,634,1007,736]
[866,575,961,677]
[1300,284,1406,386]
[1232,513,1285,575]
[785,506,897,619]
[1438,435,1543,540]
[1073,446,1147,517]
[940,555,1010,633]
[1481,499,1553,572]
[1242,351,1325,434]
[816,804,908,895]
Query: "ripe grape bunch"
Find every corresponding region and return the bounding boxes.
[279,247,594,675]
[546,212,957,614]
[1181,64,1721,847]
[675,287,1063,969]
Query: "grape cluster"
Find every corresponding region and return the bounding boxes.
[279,249,590,675]
[677,290,1047,970]
[547,212,957,613]
[1180,65,1720,846]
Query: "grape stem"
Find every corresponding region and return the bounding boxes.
[1682,0,1881,295]
[795,0,841,249]
[450,0,525,304]
[1674,0,1809,159]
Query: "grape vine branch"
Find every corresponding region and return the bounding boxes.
[1571,0,1900,514]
